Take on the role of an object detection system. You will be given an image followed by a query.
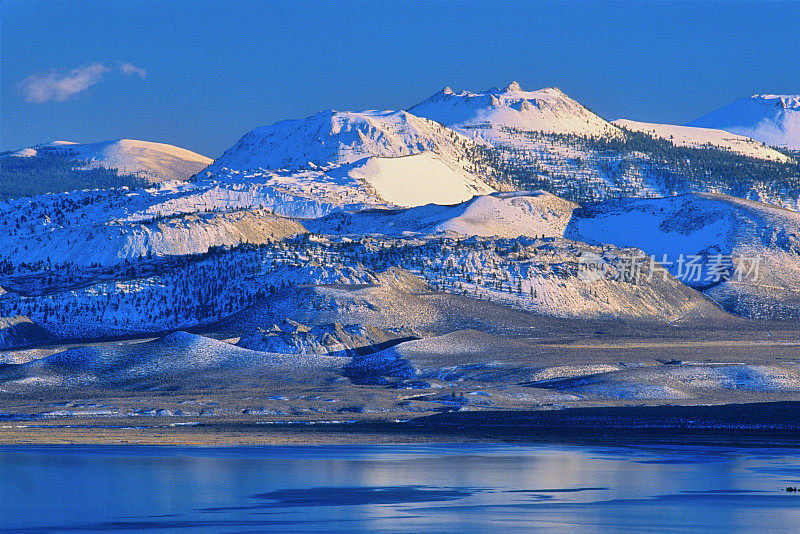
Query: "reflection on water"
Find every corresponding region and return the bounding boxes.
[2,443,800,532]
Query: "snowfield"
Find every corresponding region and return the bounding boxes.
[347,153,494,207]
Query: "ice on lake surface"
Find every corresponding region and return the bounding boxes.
[2,443,800,532]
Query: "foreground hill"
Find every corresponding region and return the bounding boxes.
[0,316,54,350]
[688,94,800,150]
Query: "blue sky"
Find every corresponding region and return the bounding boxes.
[2,0,799,158]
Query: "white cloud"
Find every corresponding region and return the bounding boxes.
[119,62,147,79]
[18,62,147,103]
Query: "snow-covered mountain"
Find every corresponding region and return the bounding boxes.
[408,82,619,146]
[687,94,800,150]
[567,192,800,320]
[201,109,496,208]
[9,139,213,183]
[613,119,791,162]
[0,153,493,267]
[204,109,475,172]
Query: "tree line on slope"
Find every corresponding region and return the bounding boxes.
[463,127,800,204]
[0,152,147,201]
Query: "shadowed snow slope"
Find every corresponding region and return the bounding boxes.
[687,94,800,150]
[10,139,213,183]
[613,119,791,162]
[238,320,415,356]
[408,82,618,145]
[567,192,800,319]
[0,331,346,391]
[307,191,577,237]
[0,316,54,350]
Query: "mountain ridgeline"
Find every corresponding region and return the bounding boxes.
[1,81,800,345]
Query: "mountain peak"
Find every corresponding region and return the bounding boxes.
[688,93,800,150]
[408,83,615,138]
[204,108,477,173]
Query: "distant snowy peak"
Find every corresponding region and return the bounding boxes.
[408,82,618,140]
[687,94,800,150]
[205,109,474,173]
[613,119,791,163]
[11,139,213,183]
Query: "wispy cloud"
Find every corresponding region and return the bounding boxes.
[18,62,147,103]
[118,62,147,79]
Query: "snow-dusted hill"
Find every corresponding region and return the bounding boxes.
[0,331,347,392]
[408,82,619,146]
[613,119,791,162]
[687,94,800,150]
[567,192,800,319]
[308,190,577,238]
[238,320,412,356]
[0,155,491,266]
[0,206,306,266]
[10,139,213,183]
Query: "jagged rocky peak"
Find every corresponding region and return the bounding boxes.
[752,94,800,111]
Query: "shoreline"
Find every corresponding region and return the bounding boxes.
[4,401,800,447]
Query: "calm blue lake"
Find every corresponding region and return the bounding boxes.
[2,443,800,532]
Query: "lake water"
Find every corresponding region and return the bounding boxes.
[2,443,800,532]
